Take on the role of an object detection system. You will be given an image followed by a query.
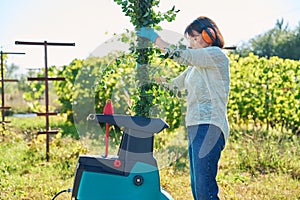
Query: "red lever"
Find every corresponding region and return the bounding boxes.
[103,99,114,115]
[103,99,114,157]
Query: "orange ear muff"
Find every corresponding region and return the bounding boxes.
[194,18,217,45]
[202,27,216,44]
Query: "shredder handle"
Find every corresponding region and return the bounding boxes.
[87,114,169,134]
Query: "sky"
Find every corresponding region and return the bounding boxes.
[1,0,300,74]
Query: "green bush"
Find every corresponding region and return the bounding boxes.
[228,53,299,134]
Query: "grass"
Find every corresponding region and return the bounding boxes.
[0,116,299,199]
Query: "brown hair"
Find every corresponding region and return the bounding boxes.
[184,16,225,48]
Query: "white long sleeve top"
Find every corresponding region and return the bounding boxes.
[168,46,230,141]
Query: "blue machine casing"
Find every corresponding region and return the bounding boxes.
[71,114,173,200]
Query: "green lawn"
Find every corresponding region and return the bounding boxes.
[0,116,299,199]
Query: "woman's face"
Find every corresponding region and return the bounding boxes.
[188,30,209,49]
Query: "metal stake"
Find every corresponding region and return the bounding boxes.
[0,51,25,129]
[15,41,75,161]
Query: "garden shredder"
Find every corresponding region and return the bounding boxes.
[69,103,174,199]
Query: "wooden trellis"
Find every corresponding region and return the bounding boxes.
[0,51,25,128]
[15,41,75,161]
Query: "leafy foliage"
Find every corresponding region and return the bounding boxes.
[53,59,84,122]
[114,0,178,27]
[228,53,300,133]
[22,74,45,111]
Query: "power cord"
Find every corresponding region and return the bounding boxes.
[52,188,72,200]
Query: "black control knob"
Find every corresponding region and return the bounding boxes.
[133,175,144,186]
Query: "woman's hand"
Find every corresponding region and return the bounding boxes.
[136,27,159,43]
[137,27,170,51]
[154,76,166,85]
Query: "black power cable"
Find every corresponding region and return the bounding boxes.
[52,188,72,200]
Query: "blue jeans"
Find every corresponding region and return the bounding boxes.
[187,124,225,200]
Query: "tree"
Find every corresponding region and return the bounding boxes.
[114,0,179,117]
[238,18,300,60]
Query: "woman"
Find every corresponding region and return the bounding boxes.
[137,16,230,200]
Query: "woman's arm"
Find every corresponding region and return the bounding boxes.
[157,39,227,68]
[154,34,227,68]
[154,36,170,52]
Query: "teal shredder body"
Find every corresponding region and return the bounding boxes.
[71,114,173,200]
